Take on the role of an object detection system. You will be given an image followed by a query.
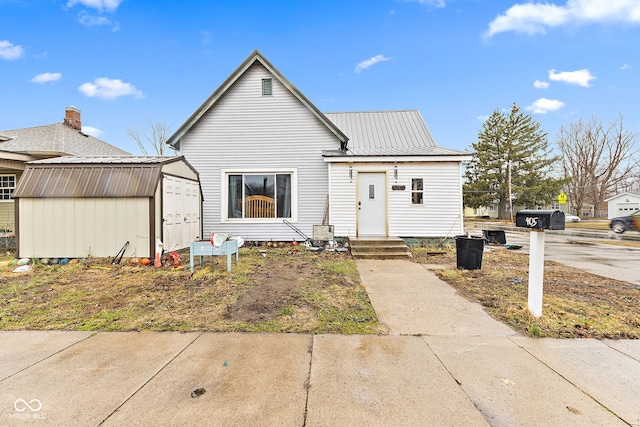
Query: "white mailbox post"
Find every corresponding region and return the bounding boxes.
[515,210,566,318]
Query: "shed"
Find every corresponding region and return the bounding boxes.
[13,156,201,259]
[605,192,640,219]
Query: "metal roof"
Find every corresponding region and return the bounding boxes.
[29,155,181,165]
[0,123,130,156]
[323,110,470,157]
[11,156,192,198]
[166,49,349,150]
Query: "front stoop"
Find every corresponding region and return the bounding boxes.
[348,236,412,260]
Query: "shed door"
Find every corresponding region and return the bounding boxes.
[357,172,387,236]
[163,176,200,251]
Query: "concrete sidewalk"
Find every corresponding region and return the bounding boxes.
[1,260,639,426]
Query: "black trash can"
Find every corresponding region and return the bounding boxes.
[483,229,506,245]
[455,235,484,270]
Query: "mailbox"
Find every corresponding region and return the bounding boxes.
[515,209,565,230]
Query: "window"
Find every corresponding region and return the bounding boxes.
[411,178,423,204]
[227,172,292,219]
[262,78,273,96]
[0,175,16,201]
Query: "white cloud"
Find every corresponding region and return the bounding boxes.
[78,77,144,100]
[66,0,123,12]
[486,0,640,37]
[620,63,633,70]
[548,68,595,87]
[81,126,103,137]
[403,0,446,7]
[528,98,565,114]
[533,80,550,89]
[354,55,392,73]
[79,14,111,27]
[30,72,63,84]
[0,40,24,60]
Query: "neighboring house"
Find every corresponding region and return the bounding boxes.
[606,193,640,219]
[14,156,201,258]
[166,50,471,241]
[0,106,130,230]
[464,205,498,219]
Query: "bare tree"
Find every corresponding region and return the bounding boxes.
[127,119,174,155]
[557,115,639,217]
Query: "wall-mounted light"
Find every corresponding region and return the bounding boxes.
[394,165,398,182]
[349,165,353,182]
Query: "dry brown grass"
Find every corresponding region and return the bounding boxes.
[412,246,640,339]
[0,247,384,334]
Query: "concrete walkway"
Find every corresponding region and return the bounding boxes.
[1,260,639,426]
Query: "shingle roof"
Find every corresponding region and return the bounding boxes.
[0,123,130,156]
[323,110,470,157]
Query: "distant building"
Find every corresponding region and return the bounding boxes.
[0,106,129,230]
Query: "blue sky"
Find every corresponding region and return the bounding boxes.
[1,0,639,155]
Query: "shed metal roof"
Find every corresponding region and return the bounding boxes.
[30,155,181,165]
[323,110,470,157]
[12,156,191,198]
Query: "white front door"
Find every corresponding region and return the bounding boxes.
[357,172,387,236]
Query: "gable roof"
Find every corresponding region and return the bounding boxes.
[13,155,192,198]
[166,49,349,150]
[605,192,640,202]
[0,123,130,157]
[323,110,471,158]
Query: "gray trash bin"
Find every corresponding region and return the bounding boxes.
[455,235,484,270]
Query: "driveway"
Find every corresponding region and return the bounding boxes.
[503,230,640,286]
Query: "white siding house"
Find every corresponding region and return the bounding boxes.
[167,50,471,241]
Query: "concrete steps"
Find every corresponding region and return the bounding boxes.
[348,237,412,260]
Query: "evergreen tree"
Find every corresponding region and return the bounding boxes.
[464,103,564,220]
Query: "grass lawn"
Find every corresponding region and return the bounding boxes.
[412,245,640,339]
[0,247,384,334]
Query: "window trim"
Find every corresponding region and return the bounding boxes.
[221,168,298,223]
[262,78,273,96]
[0,174,16,202]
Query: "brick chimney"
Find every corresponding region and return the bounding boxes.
[63,106,82,130]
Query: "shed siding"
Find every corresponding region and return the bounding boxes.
[178,63,341,240]
[162,160,198,181]
[18,197,151,258]
[329,162,464,237]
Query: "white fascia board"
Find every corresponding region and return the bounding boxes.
[323,155,473,163]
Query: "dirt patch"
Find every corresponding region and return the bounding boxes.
[225,253,325,322]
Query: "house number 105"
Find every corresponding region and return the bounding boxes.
[525,217,539,227]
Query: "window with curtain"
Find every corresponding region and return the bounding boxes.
[227,173,292,219]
